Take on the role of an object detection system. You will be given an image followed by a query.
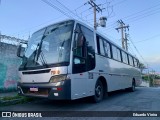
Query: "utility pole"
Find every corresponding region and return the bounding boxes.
[124,33,129,51]
[115,20,129,50]
[151,69,156,86]
[147,64,150,86]
[88,0,103,30]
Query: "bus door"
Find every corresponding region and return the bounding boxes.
[71,23,95,99]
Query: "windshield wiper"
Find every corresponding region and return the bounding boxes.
[35,34,49,67]
[39,50,48,67]
[22,42,40,69]
[34,26,60,67]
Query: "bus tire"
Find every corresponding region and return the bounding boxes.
[92,80,104,103]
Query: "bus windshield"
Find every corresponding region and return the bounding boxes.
[20,20,74,70]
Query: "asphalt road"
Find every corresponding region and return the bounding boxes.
[1,87,160,120]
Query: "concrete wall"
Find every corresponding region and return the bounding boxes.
[0,42,22,92]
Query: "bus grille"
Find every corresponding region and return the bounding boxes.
[21,87,51,97]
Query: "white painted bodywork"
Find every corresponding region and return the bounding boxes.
[18,19,142,100]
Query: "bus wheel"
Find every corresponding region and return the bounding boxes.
[92,80,104,103]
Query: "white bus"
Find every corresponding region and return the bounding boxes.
[17,19,141,102]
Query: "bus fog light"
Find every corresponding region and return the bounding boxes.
[54,93,59,96]
[55,82,61,86]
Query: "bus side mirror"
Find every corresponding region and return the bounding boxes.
[17,44,23,58]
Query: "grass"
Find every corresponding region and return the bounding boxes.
[1,95,22,101]
[0,95,35,106]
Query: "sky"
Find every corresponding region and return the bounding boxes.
[0,0,160,73]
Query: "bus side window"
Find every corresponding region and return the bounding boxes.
[104,41,111,58]
[99,38,105,56]
[129,55,134,66]
[112,45,117,60]
[112,45,121,61]
[73,25,86,57]
[96,35,105,56]
[117,48,121,62]
[122,51,129,64]
[134,58,138,67]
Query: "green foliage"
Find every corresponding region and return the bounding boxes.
[0,95,35,106]
[142,74,159,87]
[155,75,160,79]
[142,76,150,81]
[139,63,146,73]
[1,95,21,101]
[149,77,154,87]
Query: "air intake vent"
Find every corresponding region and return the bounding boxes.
[22,69,51,75]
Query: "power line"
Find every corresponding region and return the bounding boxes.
[43,0,94,27]
[79,8,92,16]
[55,0,81,18]
[53,1,90,23]
[96,4,160,41]
[121,2,160,20]
[58,0,96,27]
[124,8,160,23]
[100,2,160,33]
[128,36,147,65]
[128,44,136,56]
[135,33,160,43]
[12,15,63,37]
[128,37,156,73]
[112,0,128,6]
[41,0,74,19]
[74,3,86,11]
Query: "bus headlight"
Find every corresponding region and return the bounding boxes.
[49,74,67,83]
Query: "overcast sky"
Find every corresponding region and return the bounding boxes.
[0,0,160,72]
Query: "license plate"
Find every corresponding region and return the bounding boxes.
[30,87,38,92]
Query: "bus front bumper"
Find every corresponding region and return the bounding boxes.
[17,79,71,100]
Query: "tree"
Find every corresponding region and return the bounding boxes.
[139,63,146,73]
